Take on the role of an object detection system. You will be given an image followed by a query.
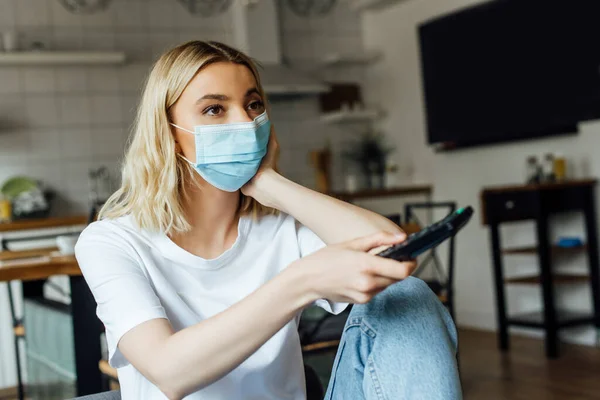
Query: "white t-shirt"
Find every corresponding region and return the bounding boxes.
[75,212,346,400]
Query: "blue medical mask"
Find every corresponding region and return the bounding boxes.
[171,112,271,192]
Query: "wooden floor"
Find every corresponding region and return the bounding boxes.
[2,328,600,399]
[459,328,600,399]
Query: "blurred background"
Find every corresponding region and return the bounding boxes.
[1,0,600,399]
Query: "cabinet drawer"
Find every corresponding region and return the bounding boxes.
[483,191,539,223]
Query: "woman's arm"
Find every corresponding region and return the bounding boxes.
[119,265,310,399]
[248,169,402,245]
[117,233,409,399]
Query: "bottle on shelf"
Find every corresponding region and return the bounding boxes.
[0,194,12,223]
[553,153,567,181]
[526,155,542,184]
[543,153,556,182]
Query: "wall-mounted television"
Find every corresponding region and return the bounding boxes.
[418,0,600,150]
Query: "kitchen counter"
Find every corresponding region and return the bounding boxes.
[0,251,80,282]
[0,215,87,233]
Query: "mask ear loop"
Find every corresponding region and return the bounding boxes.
[169,121,191,157]
[170,122,195,134]
[176,152,196,166]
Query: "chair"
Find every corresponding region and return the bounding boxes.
[404,202,458,319]
[3,231,80,400]
[88,201,105,224]
[71,391,121,400]
[97,359,324,400]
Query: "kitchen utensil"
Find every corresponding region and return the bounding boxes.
[2,31,18,52]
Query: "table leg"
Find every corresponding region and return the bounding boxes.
[70,275,103,396]
[536,215,558,358]
[7,283,25,400]
[583,189,600,332]
[490,223,509,351]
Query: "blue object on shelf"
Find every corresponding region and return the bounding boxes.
[556,237,584,248]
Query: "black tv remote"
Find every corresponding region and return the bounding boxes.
[377,206,474,261]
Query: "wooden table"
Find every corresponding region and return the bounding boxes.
[480,179,600,358]
[0,216,103,397]
[0,252,81,282]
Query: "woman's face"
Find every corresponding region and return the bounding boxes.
[170,61,266,163]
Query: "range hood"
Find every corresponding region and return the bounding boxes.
[230,0,329,96]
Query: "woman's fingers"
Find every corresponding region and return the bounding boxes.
[368,244,392,255]
[362,254,417,280]
[344,231,406,252]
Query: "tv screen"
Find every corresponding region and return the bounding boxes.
[418,0,600,149]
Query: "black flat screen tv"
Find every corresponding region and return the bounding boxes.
[418,0,600,150]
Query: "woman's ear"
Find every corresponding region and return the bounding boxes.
[174,141,182,154]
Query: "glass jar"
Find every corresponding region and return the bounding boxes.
[543,153,555,182]
[553,153,567,181]
[0,194,12,223]
[526,156,540,183]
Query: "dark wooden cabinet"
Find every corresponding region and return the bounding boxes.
[481,179,600,358]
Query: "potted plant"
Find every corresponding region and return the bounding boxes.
[343,132,394,189]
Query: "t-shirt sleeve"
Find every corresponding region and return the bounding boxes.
[295,219,348,315]
[75,222,168,368]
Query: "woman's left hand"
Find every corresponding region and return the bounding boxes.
[241,124,280,199]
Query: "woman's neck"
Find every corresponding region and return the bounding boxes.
[171,184,241,259]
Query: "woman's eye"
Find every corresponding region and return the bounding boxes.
[248,101,265,111]
[204,105,224,116]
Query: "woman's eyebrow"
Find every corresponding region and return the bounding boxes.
[195,88,259,103]
[196,94,228,103]
[245,88,260,97]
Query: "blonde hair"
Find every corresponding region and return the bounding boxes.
[99,41,277,233]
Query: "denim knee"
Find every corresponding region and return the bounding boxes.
[349,277,458,352]
[351,277,439,316]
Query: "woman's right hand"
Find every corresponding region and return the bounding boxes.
[292,232,417,304]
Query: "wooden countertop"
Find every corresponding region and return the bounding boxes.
[327,184,432,202]
[0,249,81,282]
[0,215,88,233]
[0,216,87,281]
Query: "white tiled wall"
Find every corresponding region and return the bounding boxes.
[0,0,365,217]
[0,0,367,389]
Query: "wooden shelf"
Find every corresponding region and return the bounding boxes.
[0,215,87,232]
[503,244,587,255]
[508,310,594,329]
[320,108,382,124]
[320,51,382,67]
[327,184,432,202]
[505,274,590,285]
[0,51,126,66]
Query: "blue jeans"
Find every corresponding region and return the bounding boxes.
[324,277,462,400]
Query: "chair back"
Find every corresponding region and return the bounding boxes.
[72,391,121,400]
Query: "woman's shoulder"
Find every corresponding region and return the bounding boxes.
[246,212,303,245]
[80,214,134,237]
[77,215,154,251]
[250,211,296,231]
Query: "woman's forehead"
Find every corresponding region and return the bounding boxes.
[184,62,258,99]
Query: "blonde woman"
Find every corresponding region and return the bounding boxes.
[75,41,461,400]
